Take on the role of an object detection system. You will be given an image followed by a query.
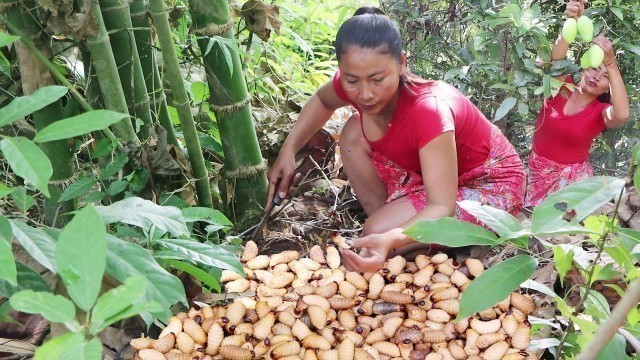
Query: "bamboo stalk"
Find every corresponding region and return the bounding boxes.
[130,0,179,147]
[100,0,153,140]
[188,0,268,227]
[148,0,213,208]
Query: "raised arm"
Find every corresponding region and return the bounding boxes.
[593,37,630,129]
[266,81,349,204]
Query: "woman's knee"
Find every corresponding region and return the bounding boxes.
[340,115,365,152]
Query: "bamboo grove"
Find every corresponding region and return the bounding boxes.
[0,0,269,229]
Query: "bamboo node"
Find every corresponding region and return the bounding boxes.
[194,20,234,36]
[101,1,131,13]
[86,36,111,46]
[223,160,268,180]
[212,97,251,116]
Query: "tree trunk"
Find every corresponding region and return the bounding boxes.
[188,0,268,228]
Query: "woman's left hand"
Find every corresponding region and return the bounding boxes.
[592,36,615,66]
[340,231,398,273]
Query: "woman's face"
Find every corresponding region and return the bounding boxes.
[338,45,405,116]
[580,64,610,97]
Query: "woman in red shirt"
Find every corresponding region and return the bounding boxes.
[525,0,630,207]
[267,7,526,272]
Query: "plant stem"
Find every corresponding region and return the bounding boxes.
[148,0,213,208]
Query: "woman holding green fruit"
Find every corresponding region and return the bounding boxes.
[524,0,630,207]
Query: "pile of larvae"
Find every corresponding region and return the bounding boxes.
[131,239,537,360]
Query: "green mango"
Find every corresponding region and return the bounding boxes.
[577,15,594,43]
[580,52,591,69]
[588,45,605,68]
[562,18,578,44]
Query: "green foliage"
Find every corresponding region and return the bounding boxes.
[33,110,129,143]
[0,136,53,196]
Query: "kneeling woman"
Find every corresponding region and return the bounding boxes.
[267,7,526,272]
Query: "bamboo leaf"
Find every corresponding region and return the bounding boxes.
[33,110,129,143]
[56,205,106,312]
[457,200,522,236]
[10,220,57,273]
[494,96,517,121]
[34,333,84,360]
[157,239,244,274]
[10,290,75,323]
[532,177,625,235]
[404,218,499,247]
[165,259,221,292]
[95,197,189,237]
[105,234,186,324]
[0,137,52,197]
[457,255,537,320]
[0,216,16,286]
[58,177,98,202]
[0,32,20,48]
[0,86,68,127]
[0,262,51,298]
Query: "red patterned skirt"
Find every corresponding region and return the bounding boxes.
[372,125,526,225]
[524,150,593,207]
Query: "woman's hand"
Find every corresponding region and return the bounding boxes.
[340,230,404,273]
[266,149,296,206]
[565,0,584,19]
[592,36,616,66]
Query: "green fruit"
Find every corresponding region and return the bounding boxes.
[588,45,604,68]
[580,52,591,69]
[562,18,578,44]
[577,15,594,43]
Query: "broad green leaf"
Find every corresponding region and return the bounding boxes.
[609,7,623,21]
[457,200,522,236]
[553,245,574,286]
[105,234,186,324]
[182,207,232,227]
[10,290,75,323]
[591,263,618,284]
[11,187,34,212]
[157,239,244,274]
[34,110,129,143]
[0,32,20,48]
[605,246,639,276]
[100,154,129,179]
[0,216,16,285]
[10,220,57,273]
[60,337,102,360]
[635,167,640,192]
[56,205,106,312]
[0,183,14,199]
[190,81,210,104]
[0,86,67,127]
[89,276,155,334]
[595,333,630,360]
[153,250,195,263]
[0,137,52,196]
[0,262,51,298]
[404,218,498,247]
[95,197,189,237]
[532,177,625,235]
[618,228,640,259]
[107,180,128,195]
[58,177,97,202]
[165,259,221,292]
[494,96,517,121]
[457,255,537,320]
[582,288,610,320]
[34,332,84,360]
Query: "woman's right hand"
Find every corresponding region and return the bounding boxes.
[565,0,584,19]
[266,149,296,206]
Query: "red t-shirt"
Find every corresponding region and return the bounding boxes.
[532,77,610,164]
[333,72,493,175]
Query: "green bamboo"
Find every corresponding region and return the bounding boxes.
[188,0,268,227]
[148,0,213,208]
[130,0,179,147]
[99,0,152,140]
[76,0,139,144]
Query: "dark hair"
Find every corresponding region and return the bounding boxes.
[334,6,402,62]
[597,92,611,104]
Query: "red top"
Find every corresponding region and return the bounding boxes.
[532,77,610,164]
[333,72,493,175]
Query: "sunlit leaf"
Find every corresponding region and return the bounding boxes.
[0,86,67,127]
[494,97,517,121]
[457,200,522,236]
[34,332,85,360]
[10,290,75,323]
[0,32,20,48]
[95,197,189,237]
[553,245,574,286]
[10,220,57,273]
[157,239,244,274]
[0,137,52,197]
[34,110,128,143]
[60,337,102,360]
[404,218,498,247]
[0,216,16,286]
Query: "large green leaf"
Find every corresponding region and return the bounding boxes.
[56,205,106,312]
[33,110,129,143]
[595,333,631,360]
[89,276,160,334]
[532,177,625,235]
[0,137,52,197]
[457,200,522,236]
[182,207,232,227]
[34,332,84,360]
[457,255,537,320]
[10,290,75,323]
[0,86,67,127]
[10,220,57,273]
[58,177,98,202]
[404,217,499,247]
[165,259,221,292]
[0,183,14,199]
[494,96,517,121]
[105,235,186,324]
[95,197,189,237]
[618,229,640,261]
[0,32,20,48]
[0,218,16,285]
[0,262,51,298]
[157,239,244,274]
[60,337,102,360]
